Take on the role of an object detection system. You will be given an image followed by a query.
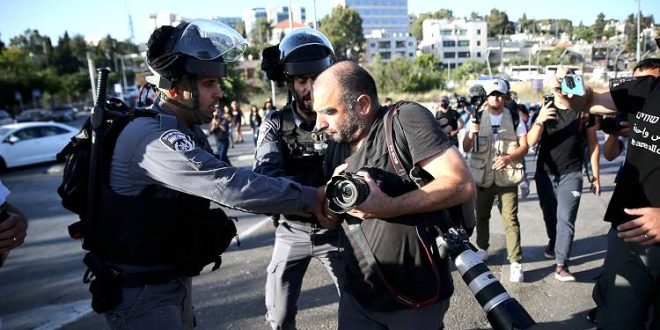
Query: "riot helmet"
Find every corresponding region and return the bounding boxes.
[145,19,246,123]
[261,28,334,84]
[147,19,246,88]
[279,28,334,77]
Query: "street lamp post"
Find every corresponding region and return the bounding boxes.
[636,0,641,62]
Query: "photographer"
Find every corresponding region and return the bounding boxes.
[93,20,328,329]
[527,87,601,282]
[462,79,529,283]
[255,28,344,330]
[315,61,475,329]
[551,57,660,329]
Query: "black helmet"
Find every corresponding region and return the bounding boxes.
[279,28,334,76]
[261,28,334,83]
[146,19,247,88]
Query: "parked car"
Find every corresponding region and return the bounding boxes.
[0,122,77,169]
[51,106,77,122]
[16,109,52,122]
[0,110,14,126]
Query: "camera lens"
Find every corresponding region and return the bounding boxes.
[326,174,370,213]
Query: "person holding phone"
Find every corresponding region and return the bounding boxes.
[527,90,601,282]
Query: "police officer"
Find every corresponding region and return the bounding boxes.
[92,20,328,329]
[256,28,345,330]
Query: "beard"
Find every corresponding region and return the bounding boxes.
[294,89,314,115]
[334,107,367,143]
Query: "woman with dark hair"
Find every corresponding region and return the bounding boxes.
[249,104,262,146]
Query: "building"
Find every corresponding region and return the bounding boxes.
[270,20,308,45]
[244,6,307,42]
[148,12,186,31]
[365,29,416,62]
[214,17,243,31]
[333,0,409,35]
[243,7,268,39]
[417,18,487,68]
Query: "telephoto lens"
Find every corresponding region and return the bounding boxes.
[436,228,536,330]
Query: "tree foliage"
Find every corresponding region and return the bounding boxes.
[410,9,453,40]
[250,19,272,45]
[624,12,655,53]
[368,54,444,94]
[486,9,514,37]
[320,6,365,61]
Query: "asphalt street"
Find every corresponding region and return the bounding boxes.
[0,115,620,330]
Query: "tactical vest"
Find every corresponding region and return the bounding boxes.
[89,114,234,276]
[468,109,525,188]
[280,105,325,187]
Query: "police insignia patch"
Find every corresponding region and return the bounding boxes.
[160,129,195,152]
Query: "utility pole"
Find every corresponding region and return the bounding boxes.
[636,0,641,62]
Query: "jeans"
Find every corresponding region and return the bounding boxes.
[535,170,583,265]
[216,139,231,165]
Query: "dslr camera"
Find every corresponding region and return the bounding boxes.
[325,167,389,213]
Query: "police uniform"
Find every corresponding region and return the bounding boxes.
[254,102,345,330]
[101,100,319,329]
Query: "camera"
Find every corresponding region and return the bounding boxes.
[543,94,554,105]
[326,168,388,213]
[560,74,585,96]
[468,84,487,114]
[601,112,629,135]
[609,76,636,90]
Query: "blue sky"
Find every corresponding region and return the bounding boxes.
[0,0,658,45]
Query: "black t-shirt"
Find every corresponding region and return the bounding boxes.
[324,103,454,311]
[435,108,460,131]
[534,109,594,175]
[605,76,660,225]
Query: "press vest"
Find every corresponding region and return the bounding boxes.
[468,109,525,188]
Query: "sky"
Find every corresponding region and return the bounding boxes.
[0,0,658,45]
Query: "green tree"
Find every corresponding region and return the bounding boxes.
[368,54,444,94]
[410,9,453,40]
[250,19,272,45]
[53,32,83,74]
[573,23,595,42]
[624,12,655,53]
[470,12,483,21]
[320,6,365,61]
[486,9,512,37]
[592,13,606,37]
[453,60,488,80]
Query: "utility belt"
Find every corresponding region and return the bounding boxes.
[82,252,185,313]
[280,217,324,231]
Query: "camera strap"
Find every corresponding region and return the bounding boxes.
[343,101,443,309]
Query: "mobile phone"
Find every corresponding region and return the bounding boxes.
[560,74,585,96]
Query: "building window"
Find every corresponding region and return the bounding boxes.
[477,52,482,57]
[440,29,452,36]
[408,41,413,47]
[458,40,470,47]
[381,52,391,60]
[477,29,481,35]
[370,42,376,48]
[457,29,467,35]
[409,52,414,57]
[477,40,481,46]
[444,52,456,58]
[395,40,406,48]
[442,40,456,47]
[458,51,470,58]
[378,41,391,49]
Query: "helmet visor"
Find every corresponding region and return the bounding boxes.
[173,19,247,62]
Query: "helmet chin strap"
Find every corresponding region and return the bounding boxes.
[159,76,208,124]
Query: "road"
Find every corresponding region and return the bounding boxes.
[0,113,620,329]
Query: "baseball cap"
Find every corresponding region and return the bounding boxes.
[483,79,509,96]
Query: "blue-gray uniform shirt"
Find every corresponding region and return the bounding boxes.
[110,100,318,214]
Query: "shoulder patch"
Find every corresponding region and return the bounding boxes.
[160,129,195,152]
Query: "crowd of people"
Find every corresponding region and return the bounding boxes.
[4,19,657,330]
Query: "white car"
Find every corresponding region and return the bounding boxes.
[0,122,78,169]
